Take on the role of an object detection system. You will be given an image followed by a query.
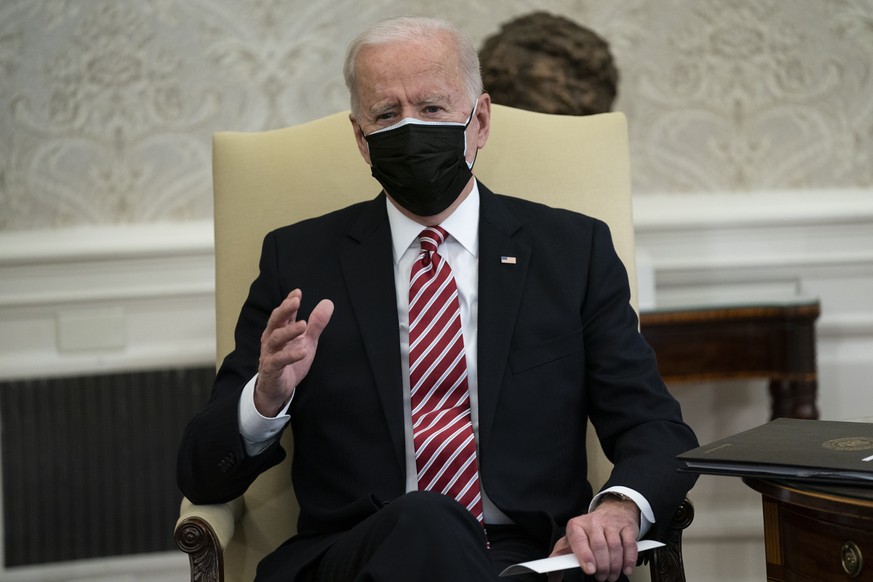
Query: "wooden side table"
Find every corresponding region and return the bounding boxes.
[639,300,821,420]
[744,479,873,581]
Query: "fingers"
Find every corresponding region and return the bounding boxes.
[587,526,635,581]
[619,525,638,577]
[265,298,335,370]
[564,523,598,578]
[258,290,334,395]
[261,290,303,344]
[559,514,639,582]
[307,298,335,340]
[262,291,333,352]
[548,536,570,558]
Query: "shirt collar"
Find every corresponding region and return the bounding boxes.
[386,180,480,263]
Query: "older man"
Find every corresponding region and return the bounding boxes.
[178,16,697,582]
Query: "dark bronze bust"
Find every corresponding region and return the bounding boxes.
[479,12,618,116]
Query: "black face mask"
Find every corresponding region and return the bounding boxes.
[364,105,476,217]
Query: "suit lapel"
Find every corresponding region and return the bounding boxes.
[476,185,530,447]
[339,195,406,471]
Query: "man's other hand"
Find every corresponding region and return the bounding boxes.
[549,495,640,582]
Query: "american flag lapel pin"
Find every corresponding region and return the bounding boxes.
[500,256,517,265]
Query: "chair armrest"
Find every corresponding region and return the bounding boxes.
[174,497,244,582]
[643,498,695,582]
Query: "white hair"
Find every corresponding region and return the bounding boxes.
[343,17,483,118]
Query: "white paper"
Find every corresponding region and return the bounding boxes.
[499,540,665,576]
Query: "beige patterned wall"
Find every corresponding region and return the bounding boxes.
[2,0,872,231]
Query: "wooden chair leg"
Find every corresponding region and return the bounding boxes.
[175,515,224,582]
[644,498,695,582]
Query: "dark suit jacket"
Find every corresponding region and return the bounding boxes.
[177,184,698,578]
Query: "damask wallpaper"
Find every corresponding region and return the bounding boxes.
[1,0,872,231]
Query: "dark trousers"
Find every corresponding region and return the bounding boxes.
[265,491,626,582]
[302,491,548,582]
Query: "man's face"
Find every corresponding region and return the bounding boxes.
[350,32,490,169]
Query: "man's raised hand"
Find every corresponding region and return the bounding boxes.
[255,289,334,416]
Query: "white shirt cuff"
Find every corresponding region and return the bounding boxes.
[590,485,655,539]
[238,373,292,456]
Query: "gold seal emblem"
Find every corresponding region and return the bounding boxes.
[822,437,873,451]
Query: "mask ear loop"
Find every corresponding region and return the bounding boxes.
[464,97,480,169]
[359,124,371,158]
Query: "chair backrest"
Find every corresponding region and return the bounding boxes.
[212,104,636,582]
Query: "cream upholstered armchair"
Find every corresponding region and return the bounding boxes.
[174,104,693,582]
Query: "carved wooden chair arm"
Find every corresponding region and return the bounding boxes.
[175,497,244,582]
[641,497,695,582]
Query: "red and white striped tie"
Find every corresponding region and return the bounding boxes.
[409,226,484,526]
